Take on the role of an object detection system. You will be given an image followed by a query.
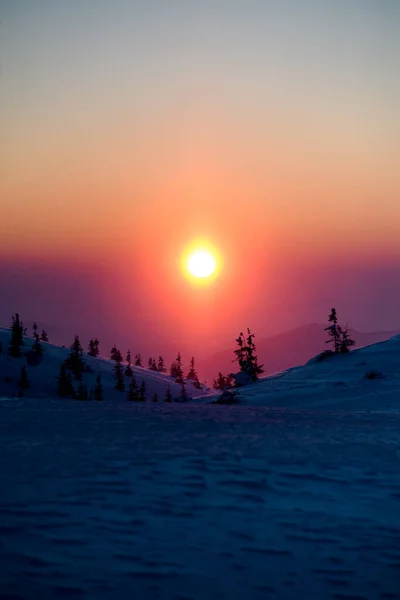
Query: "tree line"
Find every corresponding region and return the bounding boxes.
[3,307,356,399]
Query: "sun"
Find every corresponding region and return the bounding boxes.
[187,250,216,278]
[181,241,221,283]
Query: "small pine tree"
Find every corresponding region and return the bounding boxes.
[179,379,188,402]
[40,330,49,342]
[134,353,142,367]
[88,338,100,357]
[77,382,89,400]
[340,325,355,353]
[148,357,153,369]
[187,356,201,388]
[170,352,183,382]
[151,358,158,371]
[324,308,342,353]
[32,322,43,356]
[213,372,231,390]
[8,313,24,358]
[65,335,85,380]
[57,363,75,398]
[165,386,172,403]
[18,365,30,392]
[233,329,264,381]
[113,358,125,392]
[138,380,146,402]
[93,374,104,400]
[125,350,133,376]
[157,356,166,372]
[126,375,138,401]
[110,345,122,362]
[152,392,159,402]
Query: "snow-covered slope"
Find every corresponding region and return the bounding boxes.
[0,327,210,401]
[207,335,400,411]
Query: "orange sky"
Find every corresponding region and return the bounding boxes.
[1,1,400,350]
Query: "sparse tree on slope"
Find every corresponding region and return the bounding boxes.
[340,325,355,354]
[187,356,201,388]
[88,338,100,357]
[125,350,133,376]
[126,375,138,401]
[138,380,147,402]
[325,308,342,353]
[57,363,75,398]
[134,353,142,367]
[151,358,158,371]
[157,356,166,372]
[93,374,104,401]
[170,352,183,382]
[213,372,232,390]
[234,329,264,381]
[110,345,122,362]
[18,366,30,394]
[8,313,24,358]
[40,330,49,342]
[77,382,89,400]
[66,335,85,380]
[32,322,43,356]
[113,354,125,392]
[165,386,172,403]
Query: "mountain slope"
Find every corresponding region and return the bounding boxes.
[207,334,400,411]
[0,328,210,401]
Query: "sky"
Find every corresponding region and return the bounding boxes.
[1,0,400,362]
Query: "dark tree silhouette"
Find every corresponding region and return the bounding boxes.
[179,379,188,402]
[165,386,172,403]
[151,358,158,371]
[152,392,159,402]
[65,335,85,380]
[233,329,264,381]
[125,350,133,376]
[32,322,43,356]
[325,308,342,353]
[134,353,142,367]
[18,365,30,393]
[88,338,100,357]
[40,330,49,342]
[340,325,356,353]
[8,313,24,358]
[213,372,233,390]
[126,375,138,401]
[148,357,153,369]
[77,382,89,400]
[57,363,75,398]
[187,356,201,388]
[113,355,125,392]
[138,380,146,402]
[157,356,166,372]
[93,374,104,400]
[111,345,122,362]
[170,352,183,382]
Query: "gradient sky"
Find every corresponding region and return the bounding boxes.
[1,1,400,360]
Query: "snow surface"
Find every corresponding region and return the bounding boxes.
[1,331,400,598]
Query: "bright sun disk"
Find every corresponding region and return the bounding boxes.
[187,250,216,278]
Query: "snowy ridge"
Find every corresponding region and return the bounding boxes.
[0,327,210,401]
[202,334,400,411]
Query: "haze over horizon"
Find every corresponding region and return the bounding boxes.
[1,0,400,358]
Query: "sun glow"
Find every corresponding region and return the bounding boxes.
[181,241,222,284]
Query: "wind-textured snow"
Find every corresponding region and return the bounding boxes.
[1,331,400,598]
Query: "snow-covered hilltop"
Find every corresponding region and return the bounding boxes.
[0,327,210,402]
[217,334,400,411]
